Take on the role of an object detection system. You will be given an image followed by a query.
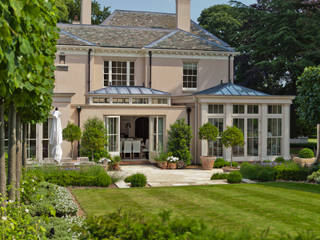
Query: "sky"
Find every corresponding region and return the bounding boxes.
[97,0,256,22]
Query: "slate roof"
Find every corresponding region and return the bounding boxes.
[57,10,234,52]
[194,83,269,96]
[88,86,170,96]
[102,10,232,50]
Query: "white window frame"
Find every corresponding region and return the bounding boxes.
[267,118,282,156]
[105,116,121,156]
[182,62,198,91]
[104,60,135,87]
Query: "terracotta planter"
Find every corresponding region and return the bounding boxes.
[157,161,167,169]
[167,162,177,169]
[200,156,216,170]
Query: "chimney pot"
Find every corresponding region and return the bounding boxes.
[176,0,191,32]
[80,0,92,25]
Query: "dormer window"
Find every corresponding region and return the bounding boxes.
[104,61,135,87]
[183,62,198,90]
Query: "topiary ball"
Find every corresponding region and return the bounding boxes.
[298,148,315,159]
[127,173,147,187]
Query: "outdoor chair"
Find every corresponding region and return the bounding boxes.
[123,141,132,159]
[132,141,141,159]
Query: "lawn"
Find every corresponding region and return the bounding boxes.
[72,183,320,236]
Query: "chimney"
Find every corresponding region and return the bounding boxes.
[80,0,92,25]
[176,0,191,32]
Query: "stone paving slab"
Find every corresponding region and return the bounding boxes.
[110,165,225,188]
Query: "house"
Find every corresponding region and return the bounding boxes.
[29,0,293,164]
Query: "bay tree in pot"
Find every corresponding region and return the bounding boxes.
[198,122,219,170]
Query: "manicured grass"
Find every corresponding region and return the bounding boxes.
[72,183,320,236]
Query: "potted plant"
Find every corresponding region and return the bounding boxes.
[62,122,82,160]
[108,155,121,171]
[167,154,179,169]
[154,152,168,169]
[221,126,244,169]
[198,122,219,170]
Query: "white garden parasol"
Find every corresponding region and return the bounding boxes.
[50,108,63,164]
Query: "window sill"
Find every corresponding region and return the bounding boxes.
[182,88,198,93]
[56,64,68,71]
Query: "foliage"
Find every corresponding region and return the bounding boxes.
[211,173,229,180]
[28,182,78,217]
[63,122,81,159]
[39,216,84,240]
[214,158,227,168]
[275,162,310,181]
[21,168,45,204]
[198,4,244,47]
[124,173,147,188]
[298,148,315,159]
[221,126,244,165]
[275,157,285,163]
[240,163,276,182]
[27,165,111,187]
[227,171,242,183]
[64,0,111,24]
[198,122,219,142]
[108,155,121,171]
[296,66,320,128]
[81,117,109,162]
[153,152,168,162]
[307,170,320,184]
[0,198,46,239]
[167,119,193,165]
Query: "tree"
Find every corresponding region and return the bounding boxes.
[198,4,244,47]
[167,119,193,165]
[296,66,320,161]
[63,122,82,159]
[0,98,5,200]
[198,122,219,157]
[81,117,108,162]
[64,0,111,24]
[221,126,244,167]
[0,0,58,200]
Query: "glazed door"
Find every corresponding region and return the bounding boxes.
[106,116,120,156]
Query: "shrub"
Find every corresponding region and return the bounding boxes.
[298,148,315,158]
[221,126,244,165]
[198,122,218,142]
[0,199,46,239]
[274,162,310,181]
[256,167,276,182]
[275,157,285,163]
[240,163,276,182]
[230,161,239,168]
[81,117,109,162]
[307,170,320,183]
[167,119,193,165]
[63,122,81,159]
[27,165,111,187]
[211,173,229,180]
[214,158,227,168]
[28,182,78,217]
[227,171,242,183]
[125,173,147,187]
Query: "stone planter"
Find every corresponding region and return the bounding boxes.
[222,166,239,173]
[167,162,177,169]
[200,156,216,170]
[157,161,167,169]
[293,157,316,167]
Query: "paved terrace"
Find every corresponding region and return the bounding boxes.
[111,165,225,188]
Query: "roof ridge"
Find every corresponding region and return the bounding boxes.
[60,30,96,46]
[113,9,176,16]
[144,30,179,48]
[58,23,173,32]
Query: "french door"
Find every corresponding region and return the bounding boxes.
[105,116,120,156]
[150,116,164,153]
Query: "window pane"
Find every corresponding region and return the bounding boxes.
[267,118,282,155]
[247,119,259,156]
[233,118,244,157]
[208,104,224,114]
[248,105,259,114]
[183,63,197,89]
[233,105,245,114]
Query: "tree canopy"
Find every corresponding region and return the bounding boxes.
[59,0,111,24]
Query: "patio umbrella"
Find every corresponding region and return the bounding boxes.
[50,108,63,164]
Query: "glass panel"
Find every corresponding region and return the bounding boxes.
[233,104,245,114]
[153,118,157,151]
[233,118,244,157]
[132,98,148,104]
[152,98,168,105]
[208,104,224,114]
[267,118,282,155]
[247,119,259,156]
[208,118,224,157]
[183,63,198,88]
[248,105,259,114]
[268,105,282,114]
[108,117,119,152]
